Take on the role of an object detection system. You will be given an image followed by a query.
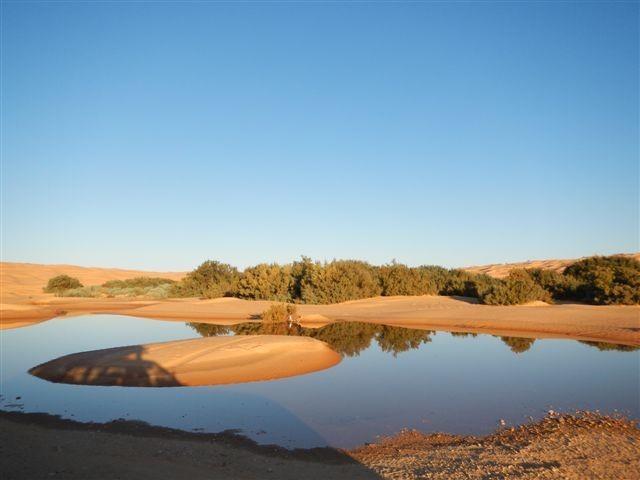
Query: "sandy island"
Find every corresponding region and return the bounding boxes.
[29,335,341,387]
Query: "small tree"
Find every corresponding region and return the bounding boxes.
[172,260,239,298]
[261,303,298,323]
[43,275,83,295]
[481,269,551,305]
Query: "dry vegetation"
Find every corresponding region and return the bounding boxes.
[45,254,640,306]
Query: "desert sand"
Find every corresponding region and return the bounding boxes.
[464,252,640,278]
[0,262,185,302]
[1,261,638,346]
[29,335,341,387]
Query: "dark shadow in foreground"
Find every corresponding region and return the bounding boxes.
[0,410,383,479]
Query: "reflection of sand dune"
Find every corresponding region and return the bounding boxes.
[29,336,341,387]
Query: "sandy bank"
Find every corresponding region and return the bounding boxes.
[29,335,341,387]
[1,411,637,480]
[3,295,638,346]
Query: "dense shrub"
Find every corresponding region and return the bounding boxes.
[480,269,552,305]
[171,260,239,298]
[295,259,382,304]
[261,303,298,323]
[417,265,450,294]
[527,268,578,300]
[378,262,436,296]
[60,285,102,297]
[43,275,83,294]
[234,263,294,302]
[562,256,640,305]
[58,283,174,299]
[60,254,635,306]
[102,277,175,289]
[441,269,478,297]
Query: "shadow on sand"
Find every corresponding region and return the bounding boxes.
[29,345,182,387]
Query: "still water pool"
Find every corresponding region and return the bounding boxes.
[1,315,638,448]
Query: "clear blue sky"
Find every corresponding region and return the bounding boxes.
[1,1,638,271]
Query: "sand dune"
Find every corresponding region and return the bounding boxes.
[464,253,640,278]
[29,335,341,387]
[0,262,185,302]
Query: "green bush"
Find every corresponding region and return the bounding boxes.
[417,265,450,294]
[441,269,478,297]
[378,262,436,296]
[480,269,552,305]
[296,259,382,304]
[234,263,294,302]
[58,283,174,299]
[171,260,239,298]
[527,268,578,299]
[562,256,640,305]
[43,275,83,295]
[60,285,102,298]
[102,277,175,289]
[261,303,298,323]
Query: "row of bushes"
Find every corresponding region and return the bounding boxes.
[44,255,640,306]
[171,255,639,305]
[43,275,175,299]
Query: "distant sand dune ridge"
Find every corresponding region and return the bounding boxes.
[463,253,640,278]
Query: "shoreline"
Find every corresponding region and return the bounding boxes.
[1,410,638,479]
[2,295,639,347]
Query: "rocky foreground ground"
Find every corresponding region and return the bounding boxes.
[1,411,638,479]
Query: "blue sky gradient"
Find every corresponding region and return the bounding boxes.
[2,2,638,270]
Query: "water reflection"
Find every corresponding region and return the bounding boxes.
[498,336,536,354]
[579,341,639,352]
[2,314,638,448]
[188,321,434,357]
[188,321,639,356]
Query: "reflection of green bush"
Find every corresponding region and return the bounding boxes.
[450,331,478,337]
[187,320,433,357]
[499,336,536,354]
[579,341,639,352]
[187,323,231,336]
